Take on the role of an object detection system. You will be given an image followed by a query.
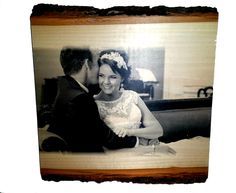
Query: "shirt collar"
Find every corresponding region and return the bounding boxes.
[77,81,89,93]
[68,75,89,93]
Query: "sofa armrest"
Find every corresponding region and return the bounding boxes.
[38,127,68,152]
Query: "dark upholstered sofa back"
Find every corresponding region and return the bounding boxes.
[145,98,212,143]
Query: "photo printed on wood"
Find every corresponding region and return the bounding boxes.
[30,4,218,183]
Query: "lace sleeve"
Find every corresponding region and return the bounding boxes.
[127,90,139,105]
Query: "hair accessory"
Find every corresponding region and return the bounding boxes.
[100,52,129,70]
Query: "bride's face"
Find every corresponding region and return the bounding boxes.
[98,64,123,95]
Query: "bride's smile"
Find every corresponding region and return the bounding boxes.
[98,64,123,98]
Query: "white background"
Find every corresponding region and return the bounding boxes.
[0,0,235,193]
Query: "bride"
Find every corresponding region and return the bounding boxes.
[94,49,164,146]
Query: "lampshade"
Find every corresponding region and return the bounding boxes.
[135,68,157,83]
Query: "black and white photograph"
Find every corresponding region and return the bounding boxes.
[30,4,218,183]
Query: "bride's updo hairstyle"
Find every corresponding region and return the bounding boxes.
[98,49,131,85]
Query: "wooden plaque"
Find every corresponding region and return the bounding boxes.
[30,4,218,183]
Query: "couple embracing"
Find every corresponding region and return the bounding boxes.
[48,47,166,153]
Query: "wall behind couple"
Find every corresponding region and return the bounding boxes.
[32,47,164,106]
[31,22,217,106]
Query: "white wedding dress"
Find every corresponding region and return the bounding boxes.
[95,90,142,131]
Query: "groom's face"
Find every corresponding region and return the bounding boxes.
[86,61,99,85]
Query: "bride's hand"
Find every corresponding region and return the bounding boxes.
[113,128,127,138]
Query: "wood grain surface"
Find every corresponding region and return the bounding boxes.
[32,5,214,184]
[31,15,218,25]
[41,167,208,183]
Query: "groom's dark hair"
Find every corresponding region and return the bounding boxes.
[60,47,93,75]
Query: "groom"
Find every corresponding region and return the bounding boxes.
[48,48,137,152]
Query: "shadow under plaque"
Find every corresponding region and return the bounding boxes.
[30,4,218,183]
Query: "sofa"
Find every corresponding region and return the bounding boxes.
[38,97,212,151]
[145,97,211,143]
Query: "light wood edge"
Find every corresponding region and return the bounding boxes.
[31,14,218,25]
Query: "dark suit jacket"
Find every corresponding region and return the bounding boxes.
[48,75,137,152]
